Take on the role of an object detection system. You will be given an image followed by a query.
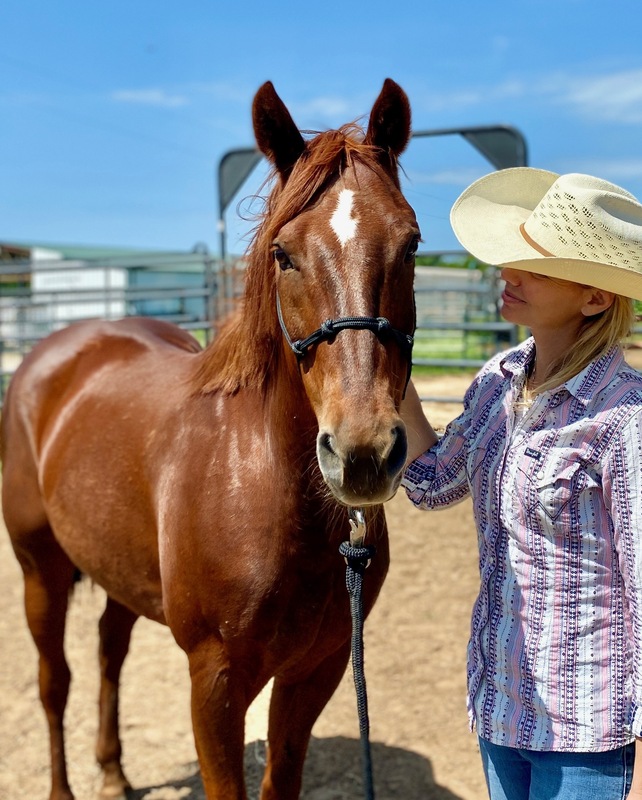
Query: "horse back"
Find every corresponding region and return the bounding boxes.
[2,316,201,464]
[0,317,202,621]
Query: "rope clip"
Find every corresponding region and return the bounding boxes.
[348,507,367,547]
[344,507,371,569]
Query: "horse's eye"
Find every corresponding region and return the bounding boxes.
[404,235,420,263]
[273,247,293,271]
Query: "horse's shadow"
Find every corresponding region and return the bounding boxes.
[127,735,465,799]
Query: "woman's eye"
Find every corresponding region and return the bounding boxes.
[273,247,293,271]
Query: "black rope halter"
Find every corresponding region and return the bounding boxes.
[276,292,414,391]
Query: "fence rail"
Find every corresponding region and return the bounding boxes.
[1,254,519,405]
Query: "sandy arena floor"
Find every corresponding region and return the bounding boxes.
[3,352,641,798]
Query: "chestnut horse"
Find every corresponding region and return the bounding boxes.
[0,79,419,800]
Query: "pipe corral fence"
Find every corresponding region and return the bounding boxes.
[0,249,518,407]
[0,121,535,406]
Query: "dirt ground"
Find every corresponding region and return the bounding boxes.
[10,356,637,800]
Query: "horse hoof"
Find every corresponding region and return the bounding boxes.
[98,769,131,800]
[98,787,129,800]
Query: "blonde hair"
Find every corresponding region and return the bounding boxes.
[535,294,636,394]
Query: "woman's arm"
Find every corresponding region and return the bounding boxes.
[606,408,642,785]
[399,380,439,463]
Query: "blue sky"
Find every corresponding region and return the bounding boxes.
[2,0,642,257]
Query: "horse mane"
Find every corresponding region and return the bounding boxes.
[191,124,400,396]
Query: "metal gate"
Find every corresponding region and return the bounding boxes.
[1,249,518,407]
[0,251,246,402]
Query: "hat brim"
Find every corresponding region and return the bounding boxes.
[450,166,642,301]
[501,257,642,302]
[450,167,560,264]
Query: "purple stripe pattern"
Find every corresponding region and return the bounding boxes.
[402,338,642,751]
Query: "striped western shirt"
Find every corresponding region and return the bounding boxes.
[402,338,642,751]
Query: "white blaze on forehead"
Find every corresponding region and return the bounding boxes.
[330,189,358,247]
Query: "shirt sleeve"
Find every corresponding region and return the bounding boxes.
[401,378,478,510]
[603,404,642,737]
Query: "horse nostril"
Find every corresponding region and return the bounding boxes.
[318,431,336,456]
[387,425,407,477]
[317,430,343,487]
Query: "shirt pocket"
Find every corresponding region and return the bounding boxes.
[533,459,599,534]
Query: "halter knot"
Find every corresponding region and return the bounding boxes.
[275,290,414,394]
[339,541,377,581]
[320,319,336,337]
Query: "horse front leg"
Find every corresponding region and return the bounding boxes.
[260,642,352,800]
[95,596,138,800]
[186,641,249,800]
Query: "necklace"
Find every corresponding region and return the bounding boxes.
[512,383,535,412]
[512,356,537,413]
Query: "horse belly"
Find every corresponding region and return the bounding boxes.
[42,419,166,622]
[2,320,198,622]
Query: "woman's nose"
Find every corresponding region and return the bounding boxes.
[500,266,521,284]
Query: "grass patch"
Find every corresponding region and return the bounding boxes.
[412,329,507,363]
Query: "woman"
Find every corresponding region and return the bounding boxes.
[401,168,642,799]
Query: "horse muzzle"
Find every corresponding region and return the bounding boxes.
[316,423,408,506]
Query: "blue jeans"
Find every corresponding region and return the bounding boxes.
[478,737,635,800]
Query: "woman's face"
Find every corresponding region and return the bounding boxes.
[499,267,612,334]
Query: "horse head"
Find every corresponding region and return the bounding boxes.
[253,80,419,506]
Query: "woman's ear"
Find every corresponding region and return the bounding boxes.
[581,288,615,317]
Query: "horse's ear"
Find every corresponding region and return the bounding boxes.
[364,78,412,164]
[252,81,306,179]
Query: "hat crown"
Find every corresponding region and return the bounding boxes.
[525,173,642,270]
[449,166,642,301]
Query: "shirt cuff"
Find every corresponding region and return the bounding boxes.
[401,454,436,506]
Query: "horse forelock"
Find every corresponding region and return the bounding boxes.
[192,126,400,397]
[259,125,398,242]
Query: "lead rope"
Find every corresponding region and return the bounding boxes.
[339,508,376,800]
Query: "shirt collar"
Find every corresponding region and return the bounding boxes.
[499,338,535,382]
[499,338,625,404]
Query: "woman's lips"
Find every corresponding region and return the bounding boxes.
[502,287,524,305]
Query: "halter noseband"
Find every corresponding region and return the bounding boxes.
[276,292,414,390]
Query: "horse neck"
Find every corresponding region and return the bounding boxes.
[266,356,318,447]
[192,281,318,433]
[192,323,322,501]
[191,246,282,395]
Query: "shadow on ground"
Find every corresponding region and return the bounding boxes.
[127,735,464,799]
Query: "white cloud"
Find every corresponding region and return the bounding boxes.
[296,95,352,120]
[541,68,642,124]
[419,88,485,113]
[183,81,352,124]
[565,158,642,180]
[408,167,485,186]
[410,67,642,125]
[111,89,189,108]
[416,79,527,113]
[186,81,251,104]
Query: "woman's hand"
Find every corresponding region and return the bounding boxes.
[399,380,439,464]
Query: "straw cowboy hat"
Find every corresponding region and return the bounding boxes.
[450,167,642,301]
